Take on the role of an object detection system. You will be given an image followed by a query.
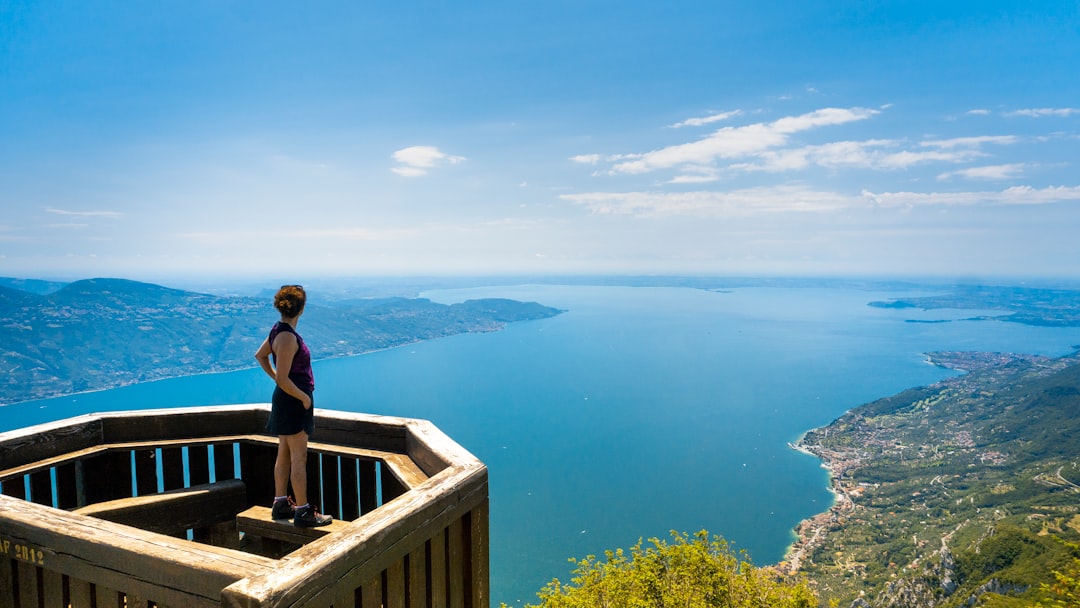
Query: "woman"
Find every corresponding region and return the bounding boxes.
[254,284,332,527]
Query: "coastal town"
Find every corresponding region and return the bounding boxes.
[779,350,1080,605]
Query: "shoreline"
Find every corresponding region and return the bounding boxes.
[0,335,445,409]
[779,433,849,574]
[775,349,1033,576]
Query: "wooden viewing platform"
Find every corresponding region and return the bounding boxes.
[0,405,489,608]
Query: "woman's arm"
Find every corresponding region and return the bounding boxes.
[265,331,313,409]
[254,338,276,380]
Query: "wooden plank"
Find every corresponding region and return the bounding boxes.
[29,469,53,507]
[0,495,275,608]
[404,420,483,479]
[74,480,247,535]
[429,531,447,608]
[360,574,382,608]
[308,414,408,454]
[98,406,266,445]
[96,585,121,608]
[221,464,487,608]
[0,557,12,608]
[15,561,38,608]
[408,546,426,608]
[42,569,64,607]
[380,462,407,504]
[447,517,465,608]
[331,583,357,608]
[69,577,93,608]
[188,445,210,487]
[208,520,241,550]
[0,415,102,472]
[235,506,350,545]
[384,558,405,608]
[404,421,454,478]
[468,504,489,608]
[380,454,429,491]
[81,450,132,505]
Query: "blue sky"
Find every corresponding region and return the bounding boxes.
[2,1,1079,281]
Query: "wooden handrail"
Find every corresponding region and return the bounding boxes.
[0,405,489,608]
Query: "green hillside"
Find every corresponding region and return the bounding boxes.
[790,351,1080,607]
[0,278,562,404]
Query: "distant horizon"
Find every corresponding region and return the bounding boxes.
[6,271,1080,296]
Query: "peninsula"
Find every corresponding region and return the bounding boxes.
[0,278,563,405]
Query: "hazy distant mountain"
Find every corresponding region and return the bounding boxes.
[0,278,562,405]
[0,277,68,295]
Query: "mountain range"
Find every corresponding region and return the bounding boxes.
[0,277,562,405]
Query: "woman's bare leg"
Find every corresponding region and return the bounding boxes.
[284,431,310,505]
[274,437,292,497]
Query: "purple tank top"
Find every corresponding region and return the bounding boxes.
[269,322,315,392]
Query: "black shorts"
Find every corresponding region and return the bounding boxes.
[268,386,315,436]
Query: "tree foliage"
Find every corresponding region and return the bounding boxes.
[1033,542,1080,608]
[512,531,818,608]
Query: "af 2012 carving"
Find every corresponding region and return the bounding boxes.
[1,537,46,566]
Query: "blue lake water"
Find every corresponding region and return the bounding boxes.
[6,284,1080,605]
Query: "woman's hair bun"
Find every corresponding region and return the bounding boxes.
[274,284,307,317]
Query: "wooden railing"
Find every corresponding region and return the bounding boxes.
[0,405,489,608]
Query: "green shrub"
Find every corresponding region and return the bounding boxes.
[510,531,818,608]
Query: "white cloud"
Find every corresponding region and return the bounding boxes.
[607,107,879,175]
[875,148,986,169]
[574,106,1036,179]
[667,165,720,183]
[669,110,741,128]
[570,154,603,165]
[743,139,895,172]
[937,164,1026,181]
[390,145,466,177]
[390,166,429,178]
[560,183,1080,219]
[863,185,1080,207]
[668,173,719,184]
[177,227,420,241]
[561,186,859,218]
[966,109,991,116]
[46,208,124,218]
[1005,108,1080,118]
[920,135,1017,148]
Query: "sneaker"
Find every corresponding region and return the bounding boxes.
[271,497,296,520]
[294,504,333,528]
